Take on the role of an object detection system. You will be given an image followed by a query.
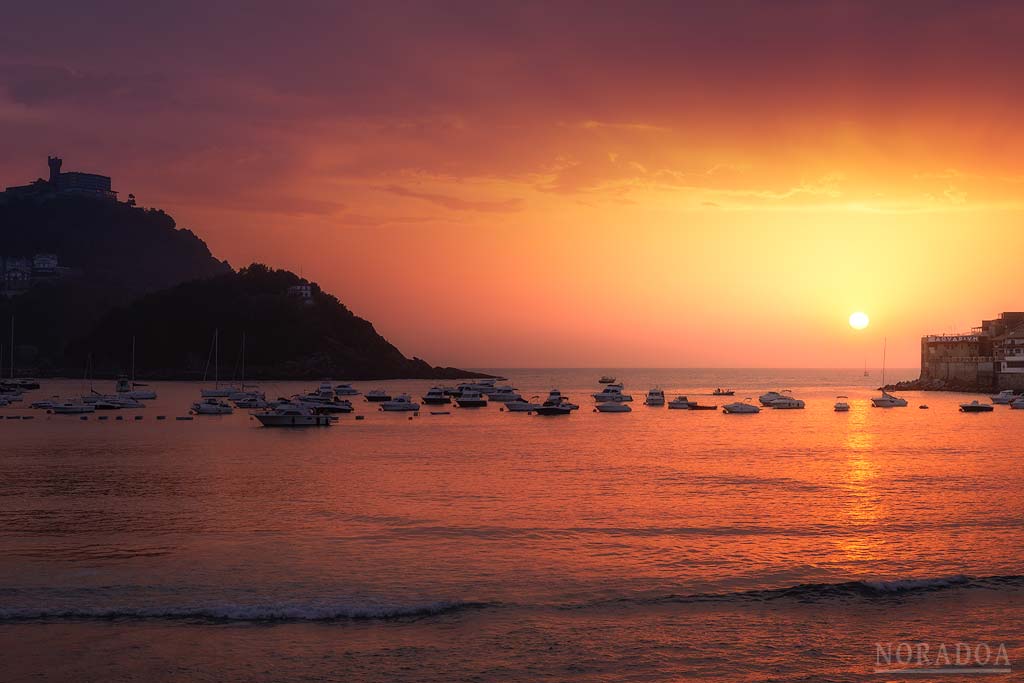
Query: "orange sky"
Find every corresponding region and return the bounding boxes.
[2,2,1023,368]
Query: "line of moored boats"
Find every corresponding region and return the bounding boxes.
[6,376,1024,426]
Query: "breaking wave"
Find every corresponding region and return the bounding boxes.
[0,600,493,623]
[3,575,1020,623]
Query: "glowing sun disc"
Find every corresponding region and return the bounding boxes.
[849,312,870,330]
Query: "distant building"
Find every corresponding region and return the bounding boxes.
[1,253,64,296]
[1,257,32,296]
[32,253,58,275]
[920,312,1024,390]
[2,156,117,201]
[288,283,313,305]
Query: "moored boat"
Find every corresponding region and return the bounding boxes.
[960,400,994,413]
[334,383,361,396]
[871,391,908,408]
[644,388,665,406]
[667,395,696,409]
[254,405,333,427]
[593,384,633,402]
[421,387,451,405]
[455,390,488,408]
[191,398,233,415]
[712,388,735,396]
[990,389,1018,404]
[723,400,760,414]
[365,389,392,402]
[381,394,420,411]
[834,396,850,412]
[595,401,631,413]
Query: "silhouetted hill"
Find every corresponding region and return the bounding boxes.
[1,196,482,379]
[72,264,486,380]
[0,195,230,369]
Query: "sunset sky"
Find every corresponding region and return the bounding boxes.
[2,1,1023,368]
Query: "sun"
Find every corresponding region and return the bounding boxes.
[849,311,870,330]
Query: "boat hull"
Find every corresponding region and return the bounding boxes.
[456,399,488,408]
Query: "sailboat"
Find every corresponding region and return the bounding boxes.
[200,329,235,397]
[871,337,908,408]
[116,337,157,399]
[863,360,869,377]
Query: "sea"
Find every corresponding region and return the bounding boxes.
[1,368,1022,682]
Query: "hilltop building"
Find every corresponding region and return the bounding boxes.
[2,156,117,201]
[919,312,1024,390]
[1,253,65,297]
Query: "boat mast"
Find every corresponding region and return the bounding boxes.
[9,315,13,379]
[131,336,136,383]
[882,337,887,388]
[214,328,219,389]
[241,332,246,389]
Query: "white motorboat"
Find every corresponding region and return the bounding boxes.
[991,389,1018,404]
[834,396,850,412]
[296,386,339,404]
[769,397,805,409]
[456,390,488,408]
[291,397,353,413]
[192,398,233,415]
[546,390,579,410]
[52,402,96,414]
[667,395,696,409]
[82,394,145,409]
[254,405,332,427]
[421,387,451,405]
[334,383,361,396]
[0,390,23,402]
[532,397,571,415]
[1010,398,1024,410]
[758,391,788,406]
[505,396,542,412]
[723,400,760,414]
[366,389,392,402]
[644,389,665,406]
[595,401,632,413]
[871,391,908,408]
[593,384,633,402]
[381,394,420,411]
[234,396,270,409]
[960,400,994,413]
[486,386,523,402]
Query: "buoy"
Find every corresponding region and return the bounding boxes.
[408,416,413,420]
[157,415,167,420]
[355,415,365,420]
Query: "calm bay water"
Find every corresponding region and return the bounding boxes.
[1,368,1022,681]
